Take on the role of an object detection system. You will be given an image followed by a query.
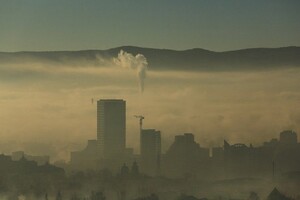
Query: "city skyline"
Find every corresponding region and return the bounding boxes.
[74,98,300,154]
[71,98,300,180]
[1,117,299,199]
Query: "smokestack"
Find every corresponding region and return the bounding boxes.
[114,50,148,93]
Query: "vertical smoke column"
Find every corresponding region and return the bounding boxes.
[114,50,148,93]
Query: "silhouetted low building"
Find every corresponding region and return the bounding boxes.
[163,133,209,178]
[211,130,300,179]
[267,188,293,200]
[0,154,64,177]
[70,139,99,170]
[280,130,297,145]
[11,151,50,165]
[131,161,140,177]
[120,163,130,178]
[223,140,256,178]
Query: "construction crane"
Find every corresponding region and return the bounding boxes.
[134,115,144,132]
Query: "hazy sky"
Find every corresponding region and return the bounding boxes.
[0,0,300,52]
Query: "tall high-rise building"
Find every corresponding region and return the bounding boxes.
[97,99,126,159]
[140,129,161,175]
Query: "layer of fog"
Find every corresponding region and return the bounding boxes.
[0,60,300,161]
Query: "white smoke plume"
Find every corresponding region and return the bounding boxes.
[114,50,148,93]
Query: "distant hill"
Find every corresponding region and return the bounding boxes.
[0,46,300,71]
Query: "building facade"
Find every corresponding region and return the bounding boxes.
[97,99,126,159]
[140,129,161,175]
[163,133,210,178]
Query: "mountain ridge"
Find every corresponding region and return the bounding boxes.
[0,46,299,71]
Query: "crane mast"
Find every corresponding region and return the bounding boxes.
[134,115,144,132]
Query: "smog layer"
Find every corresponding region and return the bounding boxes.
[0,46,300,161]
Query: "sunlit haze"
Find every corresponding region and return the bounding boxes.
[0,1,300,199]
